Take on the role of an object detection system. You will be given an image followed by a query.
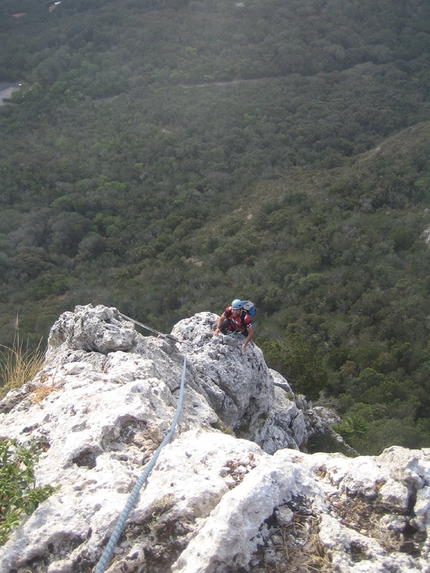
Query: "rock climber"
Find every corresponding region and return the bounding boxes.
[214,298,255,352]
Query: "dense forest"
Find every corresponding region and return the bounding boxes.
[1,0,430,454]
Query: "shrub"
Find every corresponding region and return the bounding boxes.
[0,439,56,545]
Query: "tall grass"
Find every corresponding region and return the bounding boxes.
[0,334,45,400]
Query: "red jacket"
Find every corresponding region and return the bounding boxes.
[224,306,253,331]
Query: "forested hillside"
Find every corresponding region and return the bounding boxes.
[1,0,430,454]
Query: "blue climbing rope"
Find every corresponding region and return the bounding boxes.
[94,345,188,573]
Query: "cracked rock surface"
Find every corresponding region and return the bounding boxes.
[0,304,429,573]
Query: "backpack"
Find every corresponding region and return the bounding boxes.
[241,300,256,317]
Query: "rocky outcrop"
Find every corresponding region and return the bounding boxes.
[0,304,429,573]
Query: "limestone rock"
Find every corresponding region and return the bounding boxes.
[0,304,429,573]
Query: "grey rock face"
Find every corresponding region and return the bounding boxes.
[0,304,429,573]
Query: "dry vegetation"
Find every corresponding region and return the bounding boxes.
[30,379,60,403]
[0,333,45,399]
[328,493,425,557]
[251,505,332,573]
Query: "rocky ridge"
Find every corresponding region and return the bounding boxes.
[0,304,429,573]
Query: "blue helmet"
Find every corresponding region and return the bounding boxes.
[231,299,243,309]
